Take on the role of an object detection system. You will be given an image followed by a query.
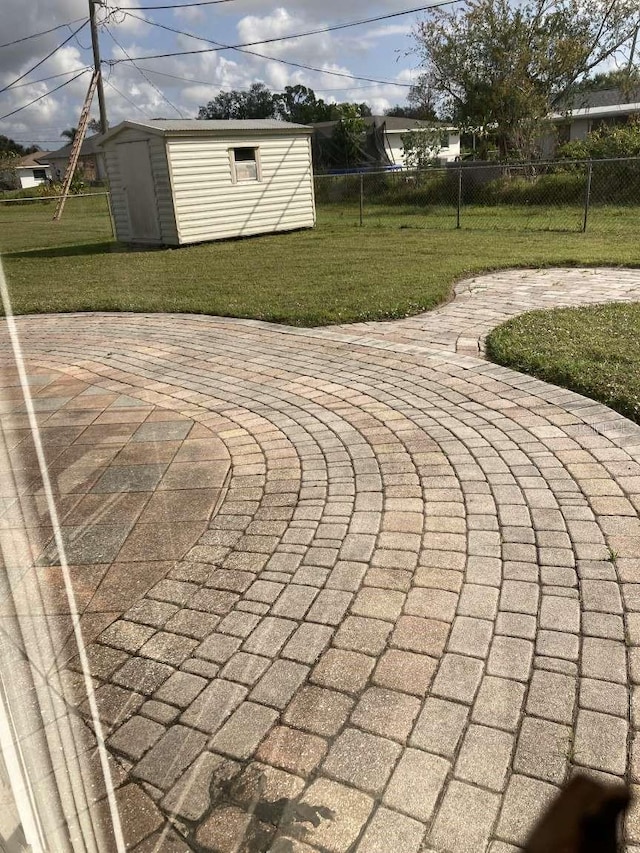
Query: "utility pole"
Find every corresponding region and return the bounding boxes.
[89,0,108,133]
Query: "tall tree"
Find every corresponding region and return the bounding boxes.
[330,103,367,168]
[273,85,334,124]
[412,0,640,159]
[0,135,39,156]
[198,83,276,120]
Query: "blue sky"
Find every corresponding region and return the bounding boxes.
[0,0,426,149]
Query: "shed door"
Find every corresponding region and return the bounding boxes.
[117,140,161,241]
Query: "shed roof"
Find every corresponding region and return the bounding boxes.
[99,118,312,145]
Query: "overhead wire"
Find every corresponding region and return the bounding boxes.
[0,18,86,50]
[132,65,408,93]
[0,20,90,94]
[106,1,459,63]
[0,69,90,122]
[114,0,238,7]
[104,78,153,117]
[4,67,93,90]
[104,25,185,115]
[109,14,422,86]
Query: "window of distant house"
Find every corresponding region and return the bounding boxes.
[230,147,260,183]
[32,169,47,180]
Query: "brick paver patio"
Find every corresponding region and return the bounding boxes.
[1,267,640,852]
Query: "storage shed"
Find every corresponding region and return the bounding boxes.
[99,119,316,246]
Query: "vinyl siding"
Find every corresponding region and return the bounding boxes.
[167,134,315,244]
[103,127,178,245]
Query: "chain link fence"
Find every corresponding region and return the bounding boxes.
[314,157,640,234]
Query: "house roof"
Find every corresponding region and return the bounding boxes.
[16,151,51,168]
[551,87,640,120]
[98,118,312,145]
[44,134,104,160]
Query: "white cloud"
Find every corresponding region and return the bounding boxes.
[0,0,422,144]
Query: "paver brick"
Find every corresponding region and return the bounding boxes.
[180,679,247,735]
[283,623,334,664]
[256,725,327,777]
[455,724,513,791]
[373,649,436,696]
[271,584,318,619]
[473,676,526,732]
[432,653,483,703]
[383,748,449,822]
[242,617,297,656]
[390,615,448,656]
[579,678,627,717]
[497,774,559,846]
[526,669,576,724]
[350,587,404,622]
[574,709,627,775]
[357,806,424,853]
[430,781,501,853]
[283,685,354,737]
[405,587,457,621]
[108,715,165,761]
[287,778,374,851]
[133,724,208,790]
[312,648,375,694]
[410,696,468,756]
[322,728,400,795]
[249,659,309,709]
[514,717,571,784]
[209,701,278,759]
[161,753,232,821]
[334,616,391,655]
[447,615,492,657]
[307,589,353,625]
[153,670,207,707]
[581,637,627,683]
[351,687,420,743]
[488,636,533,682]
[458,583,499,619]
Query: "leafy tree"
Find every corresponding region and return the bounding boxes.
[273,85,334,124]
[412,0,640,159]
[401,126,446,169]
[330,103,367,168]
[0,135,39,156]
[61,127,77,142]
[198,83,276,119]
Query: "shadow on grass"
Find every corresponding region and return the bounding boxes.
[3,241,165,260]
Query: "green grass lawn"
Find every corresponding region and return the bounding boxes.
[486,303,640,423]
[0,194,638,326]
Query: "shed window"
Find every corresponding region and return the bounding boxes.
[231,147,260,182]
[32,169,47,180]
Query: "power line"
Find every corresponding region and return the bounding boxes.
[0,19,86,50]
[107,1,459,63]
[7,67,93,91]
[104,25,185,116]
[0,69,90,121]
[104,77,152,117]
[111,14,423,87]
[0,21,89,95]
[133,64,408,93]
[113,0,238,7]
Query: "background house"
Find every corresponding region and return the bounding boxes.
[545,87,640,155]
[44,135,107,184]
[312,116,460,172]
[3,152,52,189]
[100,118,315,246]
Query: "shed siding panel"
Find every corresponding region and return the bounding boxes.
[103,127,178,245]
[167,134,315,243]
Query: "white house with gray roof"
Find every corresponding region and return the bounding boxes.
[544,87,640,155]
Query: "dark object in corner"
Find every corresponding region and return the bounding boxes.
[525,773,631,853]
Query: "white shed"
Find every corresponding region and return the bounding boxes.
[99,119,316,246]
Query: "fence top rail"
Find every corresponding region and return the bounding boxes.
[314,155,640,178]
[0,191,110,204]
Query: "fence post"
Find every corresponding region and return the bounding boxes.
[359,173,364,227]
[456,165,462,229]
[582,160,593,233]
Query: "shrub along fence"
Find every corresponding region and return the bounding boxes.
[314,157,640,233]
